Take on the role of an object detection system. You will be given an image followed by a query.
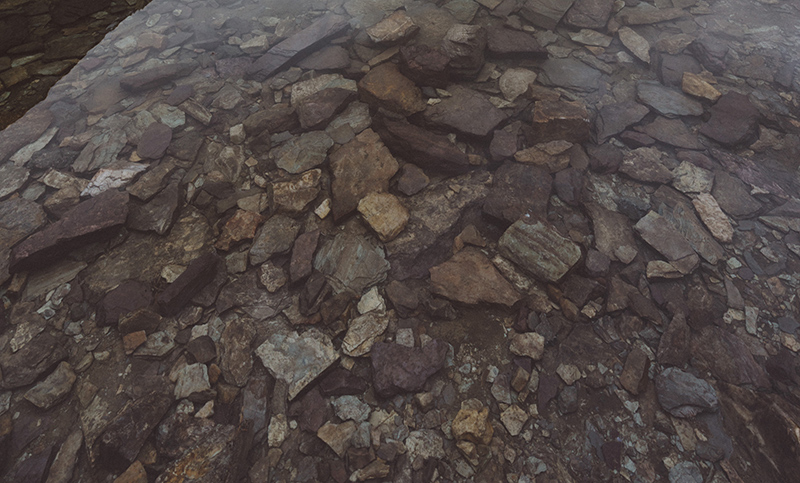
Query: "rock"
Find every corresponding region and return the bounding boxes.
[442,24,487,77]
[527,99,591,144]
[342,311,390,357]
[329,129,399,220]
[500,405,528,436]
[651,186,725,265]
[519,0,577,30]
[174,363,211,400]
[499,219,581,282]
[215,210,264,251]
[0,164,29,200]
[97,392,172,470]
[637,117,703,150]
[689,35,728,74]
[239,34,269,54]
[423,85,506,137]
[515,140,572,172]
[296,88,357,130]
[484,162,551,223]
[272,169,322,214]
[691,327,770,388]
[370,339,449,397]
[585,202,638,263]
[290,230,320,283]
[682,72,721,101]
[659,54,701,87]
[619,348,649,395]
[658,313,691,366]
[255,326,338,399]
[429,248,521,306]
[274,131,334,175]
[618,7,686,25]
[485,27,547,57]
[23,361,76,409]
[619,147,673,184]
[357,192,409,242]
[0,198,46,252]
[399,44,451,88]
[568,29,613,47]
[315,232,390,295]
[509,332,545,360]
[119,62,195,92]
[155,424,243,483]
[157,253,223,316]
[671,161,714,193]
[618,27,650,63]
[249,215,302,265]
[46,430,83,483]
[97,279,153,327]
[668,461,703,483]
[317,421,357,457]
[538,58,602,92]
[366,10,419,44]
[127,181,180,235]
[655,367,718,418]
[247,13,350,81]
[0,108,53,164]
[137,123,172,160]
[218,316,255,387]
[596,102,650,142]
[297,46,351,71]
[452,399,493,444]
[636,81,703,118]
[700,92,761,147]
[635,211,696,262]
[711,171,762,218]
[378,118,471,174]
[564,0,614,29]
[499,68,538,102]
[693,193,733,243]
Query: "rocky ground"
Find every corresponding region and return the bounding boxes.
[0,0,799,481]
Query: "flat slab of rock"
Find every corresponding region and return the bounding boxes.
[538,58,602,92]
[0,198,46,250]
[423,85,506,137]
[247,14,350,81]
[636,117,702,150]
[499,219,581,282]
[528,99,591,144]
[655,367,718,418]
[120,62,196,92]
[23,361,76,409]
[315,232,390,295]
[520,0,577,30]
[596,102,650,142]
[634,211,696,262]
[157,252,223,316]
[699,92,760,147]
[430,248,521,306]
[652,186,725,264]
[619,147,673,184]
[637,81,703,118]
[255,326,338,400]
[357,192,409,242]
[585,203,638,263]
[564,0,614,28]
[711,171,762,218]
[96,392,173,468]
[371,339,449,397]
[274,131,334,174]
[10,190,129,272]
[378,118,470,174]
[618,27,650,63]
[366,10,419,44]
[486,27,547,57]
[0,108,53,164]
[358,63,426,116]
[137,123,172,160]
[249,215,302,265]
[483,161,552,223]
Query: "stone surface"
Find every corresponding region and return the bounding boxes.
[452,400,494,444]
[499,219,582,282]
[442,24,486,76]
[423,85,506,137]
[528,99,591,144]
[564,0,614,28]
[378,118,471,174]
[636,81,703,118]
[655,367,718,418]
[366,10,419,44]
[484,161,552,223]
[596,102,650,142]
[635,211,696,262]
[357,192,409,242]
[619,147,673,184]
[682,72,721,101]
[618,27,650,63]
[359,63,426,116]
[520,0,577,30]
[274,131,334,174]
[342,311,390,357]
[498,68,537,102]
[693,193,733,243]
[486,27,547,57]
[315,232,390,295]
[249,215,302,265]
[23,361,76,409]
[509,332,545,360]
[585,203,638,263]
[429,248,520,306]
[371,339,449,397]
[538,58,602,92]
[700,92,761,147]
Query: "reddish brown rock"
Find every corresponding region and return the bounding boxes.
[700,92,761,147]
[527,99,591,144]
[430,248,521,306]
[215,210,265,251]
[290,230,320,283]
[137,123,172,160]
[296,88,357,130]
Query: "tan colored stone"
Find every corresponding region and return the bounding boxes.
[123,331,148,355]
[429,248,521,306]
[317,421,357,457]
[358,63,426,116]
[366,10,419,44]
[498,68,538,102]
[682,72,721,102]
[500,405,528,436]
[452,400,493,445]
[556,363,581,385]
[692,193,733,243]
[357,192,409,242]
[509,332,545,360]
[113,461,148,483]
[514,140,572,173]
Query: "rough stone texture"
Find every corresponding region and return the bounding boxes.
[486,27,547,57]
[636,80,703,118]
[655,367,718,418]
[635,211,696,262]
[564,0,614,29]
[528,99,591,144]
[137,123,172,159]
[157,253,222,316]
[596,102,650,142]
[218,316,255,387]
[430,248,520,306]
[366,10,419,44]
[378,118,470,174]
[483,161,552,223]
[499,219,582,282]
[700,92,761,147]
[619,147,673,184]
[357,192,410,242]
[423,85,506,137]
[315,232,390,295]
[692,193,734,243]
[442,24,486,77]
[97,392,172,469]
[585,203,638,263]
[358,63,426,116]
[23,361,76,409]
[249,215,302,265]
[371,339,449,397]
[520,0,577,30]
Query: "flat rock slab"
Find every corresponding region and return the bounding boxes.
[137,123,172,159]
[0,108,53,164]
[636,116,702,150]
[637,80,703,118]
[564,0,614,28]
[483,161,552,223]
[711,171,762,218]
[0,198,46,250]
[619,147,673,184]
[0,164,29,200]
[499,219,581,282]
[274,131,334,174]
[655,367,718,418]
[486,27,547,57]
[23,361,76,409]
[538,58,602,92]
[520,0,577,30]
[371,339,449,397]
[0,332,67,389]
[366,9,419,44]
[634,211,696,261]
[429,248,521,306]
[700,92,760,147]
[314,232,390,295]
[423,85,506,137]
[596,102,650,142]
[529,99,591,144]
[378,118,470,174]
[247,14,350,81]
[255,327,338,400]
[120,62,196,92]
[585,202,638,263]
[157,252,223,316]
[652,186,725,264]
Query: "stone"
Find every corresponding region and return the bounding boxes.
[689,35,729,74]
[133,331,176,358]
[249,215,302,265]
[366,10,419,44]
[484,162,551,223]
[423,85,506,137]
[658,313,691,366]
[618,27,650,63]
[317,421,357,457]
[97,392,172,468]
[272,169,322,214]
[568,29,613,48]
[23,361,76,409]
[499,68,538,102]
[651,186,724,265]
[637,81,703,118]
[557,364,582,385]
[655,367,718,418]
[564,0,614,29]
[618,7,686,25]
[215,210,265,251]
[682,72,721,101]
[500,405,528,436]
[485,27,547,57]
[330,129,399,220]
[247,13,350,81]
[378,118,471,174]
[274,132,334,175]
[0,108,53,164]
[405,429,445,463]
[691,327,770,388]
[430,248,520,306]
[239,35,269,55]
[509,332,545,360]
[693,194,733,243]
[296,88,357,131]
[46,430,83,483]
[255,326,338,399]
[538,58,602,92]
[0,331,67,389]
[520,0,577,30]
[157,253,223,316]
[584,202,638,264]
[359,63,427,117]
[637,117,703,150]
[343,311,390,357]
[669,462,703,483]
[290,230,320,283]
[528,100,591,144]
[619,147,673,184]
[315,232,390,295]
[174,363,211,400]
[357,192,409,242]
[620,348,649,395]
[218,316,255,387]
[119,62,195,92]
[0,164,28,200]
[370,339,449,397]
[635,211,696,262]
[297,46,351,71]
[596,102,650,142]
[442,24,487,76]
[10,190,129,273]
[97,279,152,327]
[672,161,714,193]
[81,163,148,198]
[155,424,242,482]
[452,400,493,444]
[127,181,180,235]
[700,92,761,147]
[499,219,581,282]
[711,171,762,218]
[399,44,450,88]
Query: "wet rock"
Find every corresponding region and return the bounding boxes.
[596,102,650,143]
[249,215,302,265]
[637,81,703,118]
[357,192,409,242]
[0,332,67,389]
[655,367,718,418]
[442,24,487,77]
[483,161,552,223]
[366,10,419,44]
[97,392,172,470]
[255,326,338,400]
[538,58,602,92]
[452,399,493,444]
[378,118,471,174]
[247,13,350,81]
[652,186,725,264]
[700,92,761,147]
[619,147,673,184]
[0,108,53,164]
[658,313,690,366]
[296,88,357,131]
[618,27,650,63]
[430,248,520,306]
[23,361,76,409]
[315,232,390,295]
[399,44,451,88]
[520,0,577,30]
[527,99,591,145]
[342,311,390,357]
[119,62,195,92]
[689,35,729,74]
[423,85,506,137]
[486,26,547,57]
[330,129,399,220]
[136,123,172,160]
[691,327,770,388]
[692,193,733,243]
[499,219,582,282]
[564,0,614,29]
[668,461,703,483]
[157,253,223,316]
[371,339,449,397]
[218,316,255,387]
[711,171,762,218]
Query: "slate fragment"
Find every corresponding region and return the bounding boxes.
[499,219,582,282]
[377,118,471,174]
[371,339,449,398]
[119,62,196,92]
[156,252,224,316]
[97,279,153,327]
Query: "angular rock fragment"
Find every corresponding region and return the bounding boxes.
[564,0,614,29]
[137,123,172,160]
[342,311,390,357]
[371,339,449,397]
[290,230,320,283]
[296,88,357,130]
[442,24,487,77]
[0,164,29,200]
[127,181,180,235]
[366,10,419,44]
[520,0,577,30]
[377,118,471,174]
[655,367,718,418]
[652,186,725,264]
[215,210,265,251]
[509,332,545,360]
[596,102,650,142]
[315,232,390,295]
[538,58,602,92]
[585,203,638,263]
[120,62,196,92]
[483,162,552,223]
[499,68,538,102]
[357,192,409,242]
[499,219,581,282]
[618,27,650,63]
[424,85,506,137]
[272,169,322,214]
[528,99,591,144]
[711,171,762,218]
[218,316,255,387]
[249,215,302,265]
[0,108,53,164]
[46,430,83,483]
[317,421,357,457]
[156,424,244,482]
[430,248,520,306]
[636,117,702,150]
[619,147,673,184]
[399,44,451,88]
[358,63,426,116]
[700,92,761,147]
[174,363,211,400]
[637,80,703,118]
[156,253,223,316]
[23,361,76,409]
[682,72,721,101]
[486,26,547,57]
[691,327,770,388]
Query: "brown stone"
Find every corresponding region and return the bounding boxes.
[358,63,426,116]
[366,10,419,44]
[123,331,147,355]
[620,347,649,395]
[423,85,506,137]
[215,210,265,251]
[430,248,521,306]
[527,99,591,144]
[290,230,320,283]
[357,192,409,242]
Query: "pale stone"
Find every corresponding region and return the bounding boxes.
[452,399,493,445]
[568,29,612,47]
[240,35,270,54]
[268,414,288,447]
[672,161,714,193]
[357,192,409,242]
[500,405,528,436]
[682,72,721,102]
[173,363,211,399]
[498,68,538,102]
[81,163,148,197]
[556,363,581,385]
[317,421,357,457]
[357,286,386,314]
[509,332,545,360]
[692,193,733,243]
[342,311,390,357]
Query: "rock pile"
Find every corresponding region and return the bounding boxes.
[0,0,799,481]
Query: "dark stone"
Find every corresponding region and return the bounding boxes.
[318,368,368,397]
[553,168,583,206]
[186,336,217,364]
[637,80,703,118]
[0,332,67,389]
[620,131,656,148]
[658,54,702,87]
[490,129,519,161]
[584,249,610,277]
[119,62,196,92]
[711,171,762,218]
[166,84,194,105]
[127,181,181,235]
[691,327,770,388]
[289,387,330,433]
[385,281,419,316]
[156,252,224,316]
[423,85,506,137]
[442,24,487,78]
[0,198,47,251]
[587,144,623,173]
[527,99,591,144]
[291,230,320,283]
[378,118,471,174]
[371,340,449,398]
[657,313,690,366]
[399,44,451,88]
[396,164,430,196]
[520,0,577,30]
[243,104,299,135]
[655,367,718,418]
[485,26,547,57]
[297,46,352,71]
[538,58,602,92]
[601,440,623,470]
[689,35,729,74]
[137,123,172,160]
[564,0,614,29]
[296,88,356,130]
[686,280,724,330]
[636,116,703,150]
[118,308,162,335]
[97,280,153,327]
[0,107,53,164]
[483,161,552,223]
[10,190,129,273]
[247,14,350,81]
[537,374,560,412]
[700,92,761,147]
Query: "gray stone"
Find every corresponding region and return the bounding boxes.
[249,215,302,265]
[332,395,371,423]
[218,315,255,387]
[174,363,211,400]
[520,0,577,30]
[442,24,487,76]
[596,102,650,143]
[314,232,390,295]
[655,367,718,418]
[423,85,506,137]
[619,147,673,184]
[635,211,696,262]
[499,219,581,282]
[711,171,762,218]
[429,248,521,306]
[0,164,29,200]
[668,461,703,483]
[585,203,638,263]
[23,361,76,409]
[342,311,390,357]
[274,131,334,174]
[538,58,602,92]
[637,81,703,118]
